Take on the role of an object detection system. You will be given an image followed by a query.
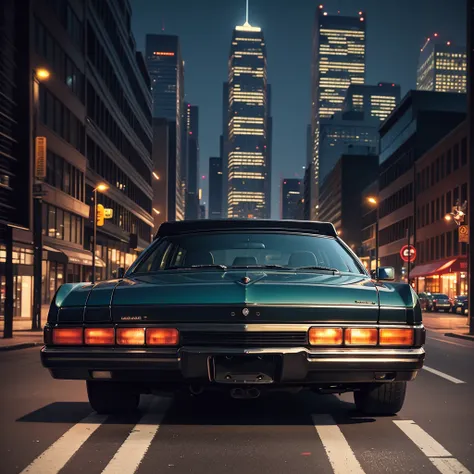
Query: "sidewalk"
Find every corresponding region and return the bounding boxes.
[0,330,44,351]
[422,311,474,341]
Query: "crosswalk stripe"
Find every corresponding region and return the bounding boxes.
[423,366,466,384]
[394,420,471,474]
[312,414,365,474]
[100,398,171,474]
[19,412,107,474]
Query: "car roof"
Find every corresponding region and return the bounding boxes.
[155,219,338,239]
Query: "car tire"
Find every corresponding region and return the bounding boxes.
[354,382,406,416]
[86,381,140,415]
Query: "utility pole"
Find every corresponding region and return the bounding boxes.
[468,0,474,334]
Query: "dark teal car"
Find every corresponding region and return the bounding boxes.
[41,219,425,415]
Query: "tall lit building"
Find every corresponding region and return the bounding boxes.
[224,17,270,219]
[417,36,466,93]
[146,34,185,220]
[343,83,400,121]
[281,179,303,220]
[310,6,366,219]
[185,104,200,219]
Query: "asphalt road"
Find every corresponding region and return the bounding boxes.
[0,330,473,474]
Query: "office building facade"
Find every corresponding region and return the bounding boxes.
[224,20,270,219]
[281,179,303,220]
[1,0,153,329]
[319,154,378,253]
[319,111,379,185]
[209,157,223,219]
[417,37,467,93]
[310,6,366,219]
[378,91,465,280]
[185,104,200,220]
[343,83,401,121]
[146,34,185,221]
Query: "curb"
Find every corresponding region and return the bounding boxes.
[0,342,43,352]
[444,332,474,342]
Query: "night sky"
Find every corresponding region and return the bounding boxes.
[130,0,466,218]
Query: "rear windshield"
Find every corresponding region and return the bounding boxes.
[132,232,365,275]
[433,294,449,299]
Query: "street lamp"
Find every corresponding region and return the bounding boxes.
[367,196,379,271]
[91,183,109,283]
[32,67,51,332]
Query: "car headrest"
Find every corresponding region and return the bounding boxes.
[185,251,214,266]
[288,251,318,268]
[232,256,258,266]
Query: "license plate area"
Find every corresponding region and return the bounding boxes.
[212,355,278,384]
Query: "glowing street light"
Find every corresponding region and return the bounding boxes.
[366,196,379,271]
[35,68,51,81]
[91,183,109,283]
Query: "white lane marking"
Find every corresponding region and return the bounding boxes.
[101,398,170,474]
[427,336,467,348]
[423,366,466,384]
[312,414,365,474]
[394,420,471,474]
[20,412,106,474]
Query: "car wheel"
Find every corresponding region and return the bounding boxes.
[354,382,406,416]
[86,381,140,415]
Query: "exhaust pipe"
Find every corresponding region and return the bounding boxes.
[230,387,261,399]
[189,384,204,396]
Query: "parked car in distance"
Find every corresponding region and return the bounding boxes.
[417,292,433,312]
[431,293,452,312]
[40,219,426,416]
[452,295,468,314]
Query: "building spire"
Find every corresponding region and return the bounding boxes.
[244,0,250,26]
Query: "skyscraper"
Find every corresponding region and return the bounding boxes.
[281,179,303,219]
[224,14,270,219]
[209,157,223,219]
[343,83,401,121]
[310,6,366,220]
[417,36,467,93]
[146,34,185,220]
[185,104,200,219]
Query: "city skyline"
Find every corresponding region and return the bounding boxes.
[130,0,466,218]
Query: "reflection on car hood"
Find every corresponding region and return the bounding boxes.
[112,270,377,307]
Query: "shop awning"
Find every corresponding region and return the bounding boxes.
[45,244,106,268]
[60,248,106,268]
[43,245,68,264]
[410,258,466,278]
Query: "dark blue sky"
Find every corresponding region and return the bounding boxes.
[130,0,466,218]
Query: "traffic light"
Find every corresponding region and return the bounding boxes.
[96,204,105,226]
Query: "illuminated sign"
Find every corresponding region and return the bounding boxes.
[153,51,175,56]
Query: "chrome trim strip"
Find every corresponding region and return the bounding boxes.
[171,323,424,332]
[308,358,421,363]
[179,347,425,357]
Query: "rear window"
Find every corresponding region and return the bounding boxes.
[433,294,449,300]
[133,232,365,275]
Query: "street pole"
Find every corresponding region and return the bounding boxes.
[92,188,97,284]
[32,74,42,331]
[468,0,474,334]
[3,225,13,338]
[407,226,411,283]
[375,205,379,270]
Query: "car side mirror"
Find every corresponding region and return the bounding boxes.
[117,267,125,279]
[375,266,395,281]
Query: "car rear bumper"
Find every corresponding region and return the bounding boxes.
[41,345,426,386]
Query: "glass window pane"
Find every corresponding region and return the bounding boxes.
[48,206,56,237]
[64,212,71,242]
[56,208,64,240]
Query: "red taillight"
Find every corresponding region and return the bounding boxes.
[52,328,83,345]
[309,327,343,345]
[116,328,145,345]
[146,328,179,345]
[379,328,414,346]
[345,328,378,345]
[85,328,115,345]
